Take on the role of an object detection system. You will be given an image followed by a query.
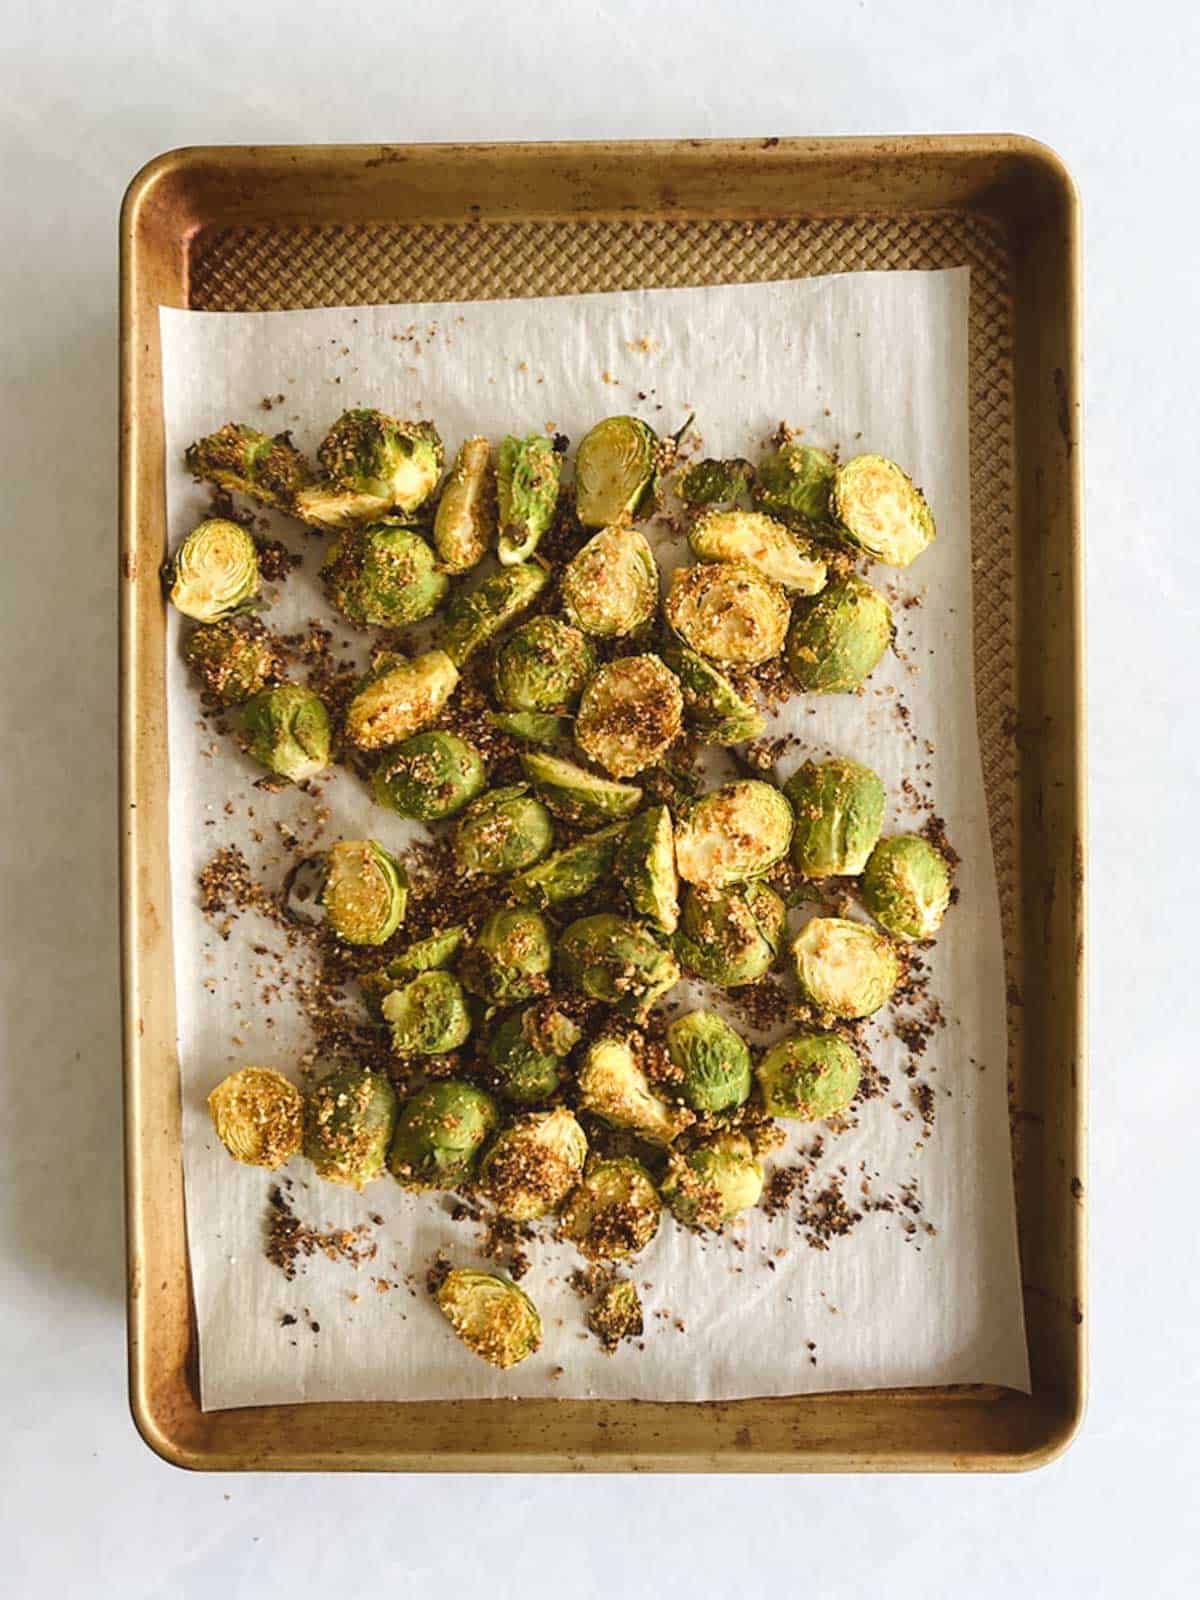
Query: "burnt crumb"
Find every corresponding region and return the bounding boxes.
[425,1252,453,1296]
[199,846,286,937]
[911,1080,936,1137]
[255,537,302,584]
[279,1313,297,1327]
[264,1181,379,1280]
[920,813,961,869]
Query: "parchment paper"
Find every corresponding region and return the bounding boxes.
[161,269,1030,1408]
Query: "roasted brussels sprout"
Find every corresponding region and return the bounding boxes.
[303,1064,398,1188]
[573,415,659,527]
[558,914,681,1019]
[343,649,458,751]
[240,684,331,783]
[382,969,472,1056]
[487,711,574,747]
[575,1035,692,1146]
[372,731,486,821]
[185,423,314,516]
[320,522,447,629]
[459,907,553,1003]
[388,1081,499,1189]
[321,839,408,946]
[438,562,549,667]
[167,518,261,622]
[436,1268,542,1368]
[664,561,790,665]
[509,822,626,909]
[519,750,643,828]
[753,441,836,525]
[678,457,753,507]
[791,916,900,1019]
[674,780,793,890]
[674,879,787,986]
[496,432,561,563]
[207,1066,303,1169]
[757,1032,861,1120]
[559,1157,661,1261]
[433,435,495,573]
[452,785,554,876]
[575,655,684,779]
[588,1278,644,1349]
[662,1132,763,1227]
[561,524,659,638]
[666,1011,752,1113]
[831,453,935,567]
[785,572,893,693]
[689,509,827,595]
[185,619,283,707]
[360,926,468,1015]
[861,834,952,940]
[783,757,886,878]
[493,617,596,713]
[317,409,443,515]
[662,643,766,744]
[487,1001,581,1105]
[479,1106,588,1220]
[614,804,679,934]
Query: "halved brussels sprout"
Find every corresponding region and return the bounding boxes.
[436,1267,542,1368]
[678,457,753,508]
[783,757,886,878]
[861,834,952,940]
[167,518,261,622]
[574,416,658,527]
[575,654,684,779]
[372,731,486,822]
[459,907,553,1004]
[487,711,575,747]
[493,617,596,713]
[559,1157,661,1261]
[433,435,495,573]
[519,750,643,828]
[662,643,766,743]
[791,916,900,1018]
[832,453,935,567]
[360,926,468,1016]
[561,525,659,638]
[185,619,283,708]
[666,1011,752,1113]
[207,1066,303,1169]
[382,969,472,1056]
[487,1001,581,1105]
[661,1132,763,1227]
[576,1035,692,1146]
[664,561,790,665]
[614,804,679,934]
[674,879,787,986]
[508,823,626,909]
[241,684,331,783]
[757,1032,861,1119]
[343,649,459,751]
[689,510,827,595]
[185,423,314,515]
[753,441,836,525]
[438,562,550,667]
[674,780,793,890]
[557,914,681,1019]
[479,1106,588,1220]
[320,523,447,628]
[785,573,893,693]
[303,1064,398,1188]
[388,1081,499,1190]
[317,409,444,515]
[321,839,408,946]
[496,432,562,563]
[588,1278,644,1350]
[452,785,554,876]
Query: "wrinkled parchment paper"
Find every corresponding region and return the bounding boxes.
[161,269,1030,1408]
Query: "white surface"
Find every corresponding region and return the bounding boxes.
[1,0,1195,1594]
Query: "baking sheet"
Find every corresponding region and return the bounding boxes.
[160,268,1030,1408]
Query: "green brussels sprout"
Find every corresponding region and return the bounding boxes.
[487,711,575,746]
[185,422,315,516]
[678,457,753,507]
[496,432,562,563]
[559,1157,661,1260]
[207,1066,303,1170]
[360,926,469,1016]
[452,785,554,876]
[459,907,553,1003]
[614,804,679,934]
[573,415,659,527]
[752,441,836,525]
[388,1080,499,1189]
[666,1011,752,1112]
[783,757,886,878]
[167,518,261,622]
[317,409,444,515]
[438,561,549,667]
[785,572,893,693]
[791,916,900,1018]
[372,731,486,821]
[575,654,684,779]
[689,509,827,595]
[487,1001,581,1105]
[493,617,596,713]
[561,524,659,638]
[436,1267,542,1368]
[661,1131,763,1227]
[343,649,458,752]
[508,822,626,908]
[382,969,472,1056]
[674,880,786,986]
[576,1035,692,1146]
[674,779,793,890]
[240,684,331,783]
[662,643,766,743]
[479,1106,588,1220]
[558,914,681,1019]
[185,619,283,707]
[664,561,790,666]
[861,834,952,940]
[321,838,408,946]
[519,750,643,827]
[588,1278,644,1349]
[320,522,447,628]
[831,453,935,567]
[303,1064,398,1189]
[757,1033,861,1120]
[433,435,495,573]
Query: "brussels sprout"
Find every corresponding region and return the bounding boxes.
[785,573,893,693]
[433,435,495,573]
[783,757,886,878]
[791,916,900,1019]
[861,834,952,940]
[438,562,550,667]
[360,926,468,1016]
[674,879,787,986]
[382,969,472,1056]
[167,518,261,622]
[614,804,679,934]
[588,1279,644,1350]
[240,684,331,783]
[452,785,554,876]
[662,643,766,744]
[753,441,836,525]
[576,1035,692,1146]
[372,731,486,821]
[388,1081,499,1189]
[184,619,283,707]
[343,649,458,752]
[479,1106,588,1220]
[207,1066,303,1169]
[493,617,596,713]
[664,561,790,666]
[557,914,681,1019]
[666,1011,752,1112]
[436,1267,543,1368]
[303,1064,398,1188]
[559,1157,661,1260]
[496,432,562,563]
[508,823,626,909]
[661,1132,763,1227]
[487,711,575,747]
[185,422,314,516]
[756,1032,861,1119]
[561,524,659,638]
[689,510,827,595]
[487,1001,581,1105]
[317,409,444,515]
[832,453,935,567]
[573,415,659,527]
[678,457,753,508]
[674,780,793,890]
[519,750,643,828]
[321,839,408,946]
[575,654,684,779]
[320,522,447,628]
[459,907,553,1004]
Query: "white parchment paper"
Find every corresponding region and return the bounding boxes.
[161,269,1030,1408]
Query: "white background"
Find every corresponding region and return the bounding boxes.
[1,1,1195,1594]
